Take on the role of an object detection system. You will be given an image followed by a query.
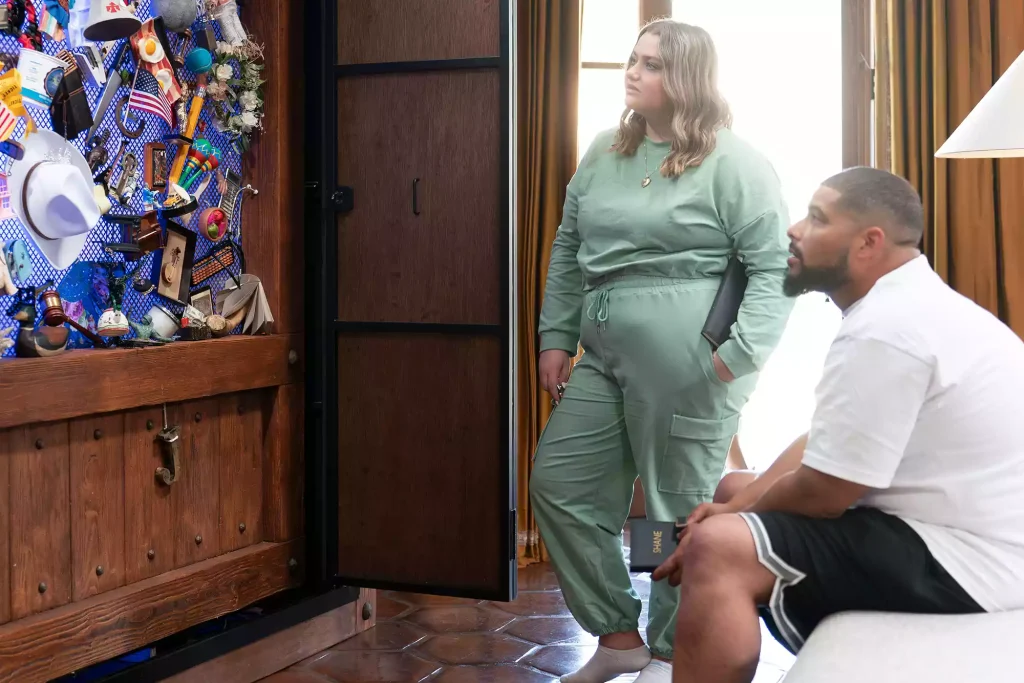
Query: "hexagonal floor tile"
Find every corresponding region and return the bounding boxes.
[521,644,599,677]
[431,664,557,682]
[406,605,516,634]
[305,650,441,682]
[502,617,596,646]
[332,622,427,651]
[414,632,536,666]
[377,594,415,621]
[488,591,568,617]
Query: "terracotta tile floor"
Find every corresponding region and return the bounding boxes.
[262,563,795,682]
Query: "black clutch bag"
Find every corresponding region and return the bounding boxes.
[629,519,687,573]
[701,256,748,349]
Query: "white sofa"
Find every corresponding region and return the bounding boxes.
[781,611,1024,682]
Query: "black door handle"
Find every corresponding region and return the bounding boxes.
[412,178,421,216]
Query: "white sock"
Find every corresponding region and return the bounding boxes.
[634,659,673,683]
[560,645,652,683]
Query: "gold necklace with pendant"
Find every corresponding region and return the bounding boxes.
[642,141,652,188]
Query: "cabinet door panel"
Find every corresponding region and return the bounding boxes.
[337,333,505,593]
[337,0,500,65]
[9,423,72,618]
[124,406,175,582]
[70,414,126,599]
[336,70,501,325]
[218,392,263,552]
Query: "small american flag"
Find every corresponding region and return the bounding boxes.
[0,102,16,142]
[128,68,173,128]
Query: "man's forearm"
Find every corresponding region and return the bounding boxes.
[729,433,808,511]
[747,465,860,518]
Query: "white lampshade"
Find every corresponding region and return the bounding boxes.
[936,50,1024,158]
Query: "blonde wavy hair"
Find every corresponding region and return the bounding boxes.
[612,20,732,177]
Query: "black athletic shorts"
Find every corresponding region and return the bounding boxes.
[739,507,984,654]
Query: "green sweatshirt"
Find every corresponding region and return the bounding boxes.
[539,127,794,379]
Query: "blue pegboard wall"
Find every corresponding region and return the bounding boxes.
[0,0,247,355]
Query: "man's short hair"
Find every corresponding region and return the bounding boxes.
[821,167,924,246]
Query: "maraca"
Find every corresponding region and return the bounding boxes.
[179,147,208,190]
[183,146,221,192]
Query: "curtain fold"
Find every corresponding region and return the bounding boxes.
[515,0,581,566]
[881,0,1024,332]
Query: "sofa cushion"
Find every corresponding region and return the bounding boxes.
[782,611,1024,682]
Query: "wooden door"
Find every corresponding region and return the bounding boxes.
[306,0,516,601]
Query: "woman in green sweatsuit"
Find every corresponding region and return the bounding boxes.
[530,20,794,683]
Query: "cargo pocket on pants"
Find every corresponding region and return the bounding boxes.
[657,413,739,496]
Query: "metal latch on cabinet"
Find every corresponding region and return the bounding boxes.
[155,403,182,486]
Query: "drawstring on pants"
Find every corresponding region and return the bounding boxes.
[587,289,609,331]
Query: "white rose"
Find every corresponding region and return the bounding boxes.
[217,41,235,55]
[239,91,258,111]
[241,111,258,128]
[215,64,234,81]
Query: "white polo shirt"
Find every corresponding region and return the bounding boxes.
[803,255,1024,612]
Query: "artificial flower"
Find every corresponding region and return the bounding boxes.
[239,90,258,111]
[206,81,229,101]
[215,64,234,81]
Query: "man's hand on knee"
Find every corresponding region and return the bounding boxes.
[652,529,691,587]
[651,514,769,598]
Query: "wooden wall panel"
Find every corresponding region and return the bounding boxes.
[70,414,126,600]
[262,384,303,542]
[0,433,9,625]
[9,422,72,619]
[124,406,175,583]
[174,398,222,566]
[219,392,263,552]
[246,2,304,334]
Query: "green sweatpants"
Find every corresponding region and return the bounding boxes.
[530,276,756,659]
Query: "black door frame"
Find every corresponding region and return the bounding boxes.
[305,0,518,601]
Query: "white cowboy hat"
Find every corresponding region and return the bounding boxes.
[9,130,100,270]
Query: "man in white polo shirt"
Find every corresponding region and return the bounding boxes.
[653,166,1024,683]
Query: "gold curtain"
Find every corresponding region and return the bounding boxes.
[516,0,581,566]
[880,0,1024,332]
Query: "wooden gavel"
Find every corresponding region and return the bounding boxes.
[40,288,107,347]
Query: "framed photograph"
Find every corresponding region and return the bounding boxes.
[145,142,168,189]
[189,286,214,318]
[152,222,197,304]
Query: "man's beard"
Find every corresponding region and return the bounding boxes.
[782,255,850,298]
